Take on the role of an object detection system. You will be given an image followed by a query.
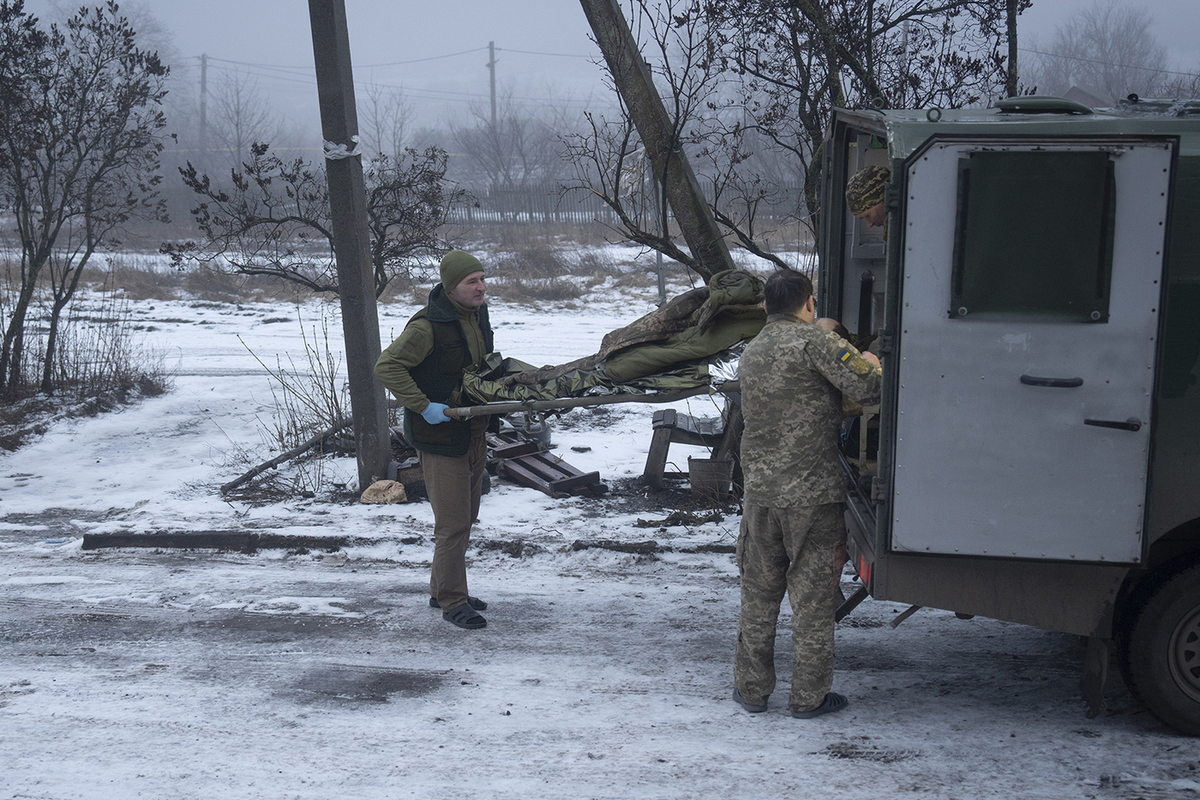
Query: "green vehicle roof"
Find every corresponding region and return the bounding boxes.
[844,98,1200,159]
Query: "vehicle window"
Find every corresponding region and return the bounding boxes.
[950,151,1115,323]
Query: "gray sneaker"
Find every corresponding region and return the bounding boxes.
[732,687,767,713]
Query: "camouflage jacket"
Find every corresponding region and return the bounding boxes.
[739,314,882,508]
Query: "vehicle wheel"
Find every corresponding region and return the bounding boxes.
[1124,563,1200,735]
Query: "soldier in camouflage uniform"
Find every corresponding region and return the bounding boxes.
[733,269,882,718]
[846,165,890,228]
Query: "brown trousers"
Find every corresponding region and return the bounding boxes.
[420,433,487,612]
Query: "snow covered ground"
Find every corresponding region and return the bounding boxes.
[2,253,1198,799]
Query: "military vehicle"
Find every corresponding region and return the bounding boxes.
[817,97,1200,735]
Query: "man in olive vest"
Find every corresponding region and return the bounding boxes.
[375,251,494,630]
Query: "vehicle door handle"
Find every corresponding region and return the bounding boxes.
[1020,374,1084,388]
[1084,417,1142,432]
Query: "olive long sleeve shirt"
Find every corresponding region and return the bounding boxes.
[375,297,490,433]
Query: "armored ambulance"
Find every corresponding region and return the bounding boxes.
[818,97,1200,735]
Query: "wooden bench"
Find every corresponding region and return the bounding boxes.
[643,408,728,489]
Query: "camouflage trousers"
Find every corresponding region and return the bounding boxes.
[734,502,846,713]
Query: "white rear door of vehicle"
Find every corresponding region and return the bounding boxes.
[890,139,1173,562]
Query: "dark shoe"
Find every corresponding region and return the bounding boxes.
[790,692,849,719]
[443,602,487,630]
[429,596,488,611]
[732,687,767,713]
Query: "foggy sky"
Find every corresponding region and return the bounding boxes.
[17,0,1200,144]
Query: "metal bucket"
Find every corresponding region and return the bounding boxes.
[688,456,733,502]
[505,414,552,448]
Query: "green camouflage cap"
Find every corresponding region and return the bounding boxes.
[845,165,890,215]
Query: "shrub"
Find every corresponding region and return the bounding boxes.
[0,287,173,451]
[486,276,587,304]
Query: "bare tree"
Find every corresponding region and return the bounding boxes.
[1159,69,1200,100]
[698,0,1020,228]
[359,83,413,159]
[206,69,288,172]
[569,0,1020,280]
[1027,0,1170,104]
[566,0,767,279]
[0,0,169,396]
[165,143,466,298]
[563,110,702,269]
[449,88,575,189]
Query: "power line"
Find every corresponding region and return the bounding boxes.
[497,47,594,59]
[1019,46,1198,79]
[206,63,600,107]
[200,55,310,74]
[193,44,597,73]
[359,47,490,68]
[197,57,610,112]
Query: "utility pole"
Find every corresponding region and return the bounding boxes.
[487,40,497,127]
[579,0,736,283]
[199,53,207,167]
[307,0,391,490]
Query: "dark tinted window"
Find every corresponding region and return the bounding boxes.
[950,151,1115,323]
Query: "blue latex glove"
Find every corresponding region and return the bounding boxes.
[420,402,450,425]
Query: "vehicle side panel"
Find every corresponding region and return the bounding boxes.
[1147,156,1200,543]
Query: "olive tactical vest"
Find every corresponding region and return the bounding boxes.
[402,285,493,456]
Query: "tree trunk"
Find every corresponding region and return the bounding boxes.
[40,296,68,394]
[2,312,27,395]
[579,0,736,284]
[41,248,95,394]
[1006,0,1019,97]
[1,274,40,395]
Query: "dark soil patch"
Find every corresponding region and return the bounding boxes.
[576,475,741,517]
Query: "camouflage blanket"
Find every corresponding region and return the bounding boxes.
[458,351,728,405]
[480,269,765,397]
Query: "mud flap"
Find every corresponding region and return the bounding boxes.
[1080,636,1110,719]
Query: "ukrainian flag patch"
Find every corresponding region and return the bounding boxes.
[838,347,872,375]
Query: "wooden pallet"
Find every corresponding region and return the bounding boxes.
[487,432,608,499]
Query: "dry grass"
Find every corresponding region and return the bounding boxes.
[486,276,587,304]
[47,298,174,402]
[74,254,321,304]
[231,308,356,497]
[0,257,175,451]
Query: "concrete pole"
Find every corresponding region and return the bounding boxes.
[579,0,736,283]
[307,0,391,490]
[199,53,207,167]
[488,41,498,128]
